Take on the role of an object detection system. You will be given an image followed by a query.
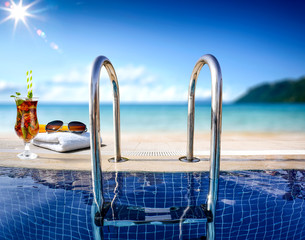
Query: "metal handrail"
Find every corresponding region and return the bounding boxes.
[179,54,222,240]
[89,56,128,211]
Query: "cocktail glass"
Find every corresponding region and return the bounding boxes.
[14,97,39,159]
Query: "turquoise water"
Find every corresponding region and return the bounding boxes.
[1,103,305,133]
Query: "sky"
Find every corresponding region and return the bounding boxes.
[0,0,305,103]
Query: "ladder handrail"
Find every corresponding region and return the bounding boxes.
[89,55,127,211]
[180,54,222,240]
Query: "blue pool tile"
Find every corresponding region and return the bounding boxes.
[0,168,304,239]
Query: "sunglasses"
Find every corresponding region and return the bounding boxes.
[45,120,87,134]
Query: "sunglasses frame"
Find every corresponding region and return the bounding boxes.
[45,120,87,134]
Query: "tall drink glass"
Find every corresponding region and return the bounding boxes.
[14,97,39,159]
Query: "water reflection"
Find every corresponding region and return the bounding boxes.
[267,170,305,200]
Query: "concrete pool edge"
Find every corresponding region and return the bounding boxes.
[0,132,304,171]
[0,150,304,171]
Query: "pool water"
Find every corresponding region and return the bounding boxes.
[0,167,304,240]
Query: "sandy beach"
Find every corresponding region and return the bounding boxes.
[0,131,304,171]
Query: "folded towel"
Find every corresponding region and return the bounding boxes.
[33,132,101,152]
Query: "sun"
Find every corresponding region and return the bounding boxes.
[10,1,30,23]
[0,0,36,31]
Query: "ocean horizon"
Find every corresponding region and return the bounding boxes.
[2,102,305,134]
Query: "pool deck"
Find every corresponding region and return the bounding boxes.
[0,132,304,171]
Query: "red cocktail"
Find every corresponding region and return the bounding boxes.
[14,97,39,159]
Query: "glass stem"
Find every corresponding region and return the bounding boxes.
[24,142,31,157]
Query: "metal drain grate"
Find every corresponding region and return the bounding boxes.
[100,151,186,157]
[133,151,185,157]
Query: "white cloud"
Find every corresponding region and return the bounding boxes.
[0,64,234,103]
[0,80,17,91]
[0,80,22,101]
[39,85,89,103]
[222,86,244,102]
[119,84,185,102]
[140,75,156,85]
[196,88,211,99]
[52,70,84,83]
[116,65,146,83]
[222,87,232,102]
[50,64,91,84]
[38,64,160,102]
[0,81,7,91]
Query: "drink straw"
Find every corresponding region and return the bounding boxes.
[26,71,29,93]
[30,70,32,93]
[27,70,33,99]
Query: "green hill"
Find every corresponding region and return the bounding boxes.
[236,76,305,103]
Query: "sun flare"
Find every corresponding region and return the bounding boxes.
[0,0,35,30]
[10,1,29,23]
[1,1,61,52]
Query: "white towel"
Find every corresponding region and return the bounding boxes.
[33,132,101,152]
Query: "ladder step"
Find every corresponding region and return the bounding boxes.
[95,203,209,227]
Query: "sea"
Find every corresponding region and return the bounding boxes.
[2,103,305,134]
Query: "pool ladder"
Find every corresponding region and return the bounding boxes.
[89,54,222,240]
[180,54,222,240]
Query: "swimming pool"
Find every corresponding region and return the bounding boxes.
[0,167,304,239]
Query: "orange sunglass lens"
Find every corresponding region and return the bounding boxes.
[68,121,86,133]
[45,120,63,132]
